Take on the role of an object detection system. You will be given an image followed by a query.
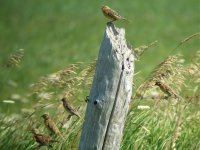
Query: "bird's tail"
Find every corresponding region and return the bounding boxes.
[121,17,131,23]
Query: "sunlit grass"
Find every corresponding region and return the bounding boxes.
[0,0,200,112]
[0,48,200,149]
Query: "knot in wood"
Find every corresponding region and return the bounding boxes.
[94,99,103,109]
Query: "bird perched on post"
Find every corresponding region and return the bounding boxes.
[61,95,82,119]
[155,81,181,99]
[41,113,62,136]
[101,5,130,22]
[31,128,57,149]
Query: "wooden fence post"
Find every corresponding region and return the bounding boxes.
[79,22,134,150]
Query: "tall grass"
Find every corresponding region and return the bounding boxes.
[0,0,200,105]
[0,33,200,149]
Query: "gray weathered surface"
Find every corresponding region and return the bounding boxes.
[79,22,134,150]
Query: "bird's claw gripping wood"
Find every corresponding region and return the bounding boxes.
[85,96,90,103]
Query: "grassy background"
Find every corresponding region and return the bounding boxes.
[0,0,200,112]
[0,0,200,149]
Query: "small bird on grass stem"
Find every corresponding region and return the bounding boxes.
[155,81,181,99]
[61,95,82,119]
[101,5,130,22]
[41,114,62,136]
[31,128,57,149]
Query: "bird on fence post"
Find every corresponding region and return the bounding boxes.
[101,5,130,22]
[31,128,57,149]
[61,95,82,119]
[41,113,62,137]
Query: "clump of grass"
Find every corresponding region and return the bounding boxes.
[133,32,200,99]
[31,63,80,93]
[0,38,200,149]
[30,60,96,117]
[31,60,95,95]
[0,58,97,149]
[183,50,200,98]
[121,97,200,150]
[171,110,182,150]
[134,54,185,99]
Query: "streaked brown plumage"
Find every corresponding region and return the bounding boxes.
[61,96,81,118]
[41,114,61,136]
[155,81,180,99]
[101,5,130,22]
[31,128,54,148]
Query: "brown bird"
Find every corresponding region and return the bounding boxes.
[31,128,57,148]
[101,5,130,22]
[155,81,181,99]
[61,96,81,119]
[41,113,61,136]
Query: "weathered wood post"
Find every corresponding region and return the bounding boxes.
[79,22,134,150]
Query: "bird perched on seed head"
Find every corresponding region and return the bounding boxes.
[41,113,62,136]
[61,95,82,119]
[101,5,130,22]
[155,81,181,99]
[31,128,57,149]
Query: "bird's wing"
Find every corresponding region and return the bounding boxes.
[35,134,46,144]
[108,9,121,19]
[48,120,57,131]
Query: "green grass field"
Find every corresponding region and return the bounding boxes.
[0,0,199,107]
[0,0,200,149]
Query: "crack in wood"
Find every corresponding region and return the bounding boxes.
[102,72,123,149]
[102,56,125,150]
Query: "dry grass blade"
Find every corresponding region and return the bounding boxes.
[183,51,200,96]
[31,63,79,93]
[171,112,182,150]
[62,60,96,99]
[3,49,24,68]
[173,32,200,51]
[134,41,158,59]
[185,51,200,80]
[75,59,96,86]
